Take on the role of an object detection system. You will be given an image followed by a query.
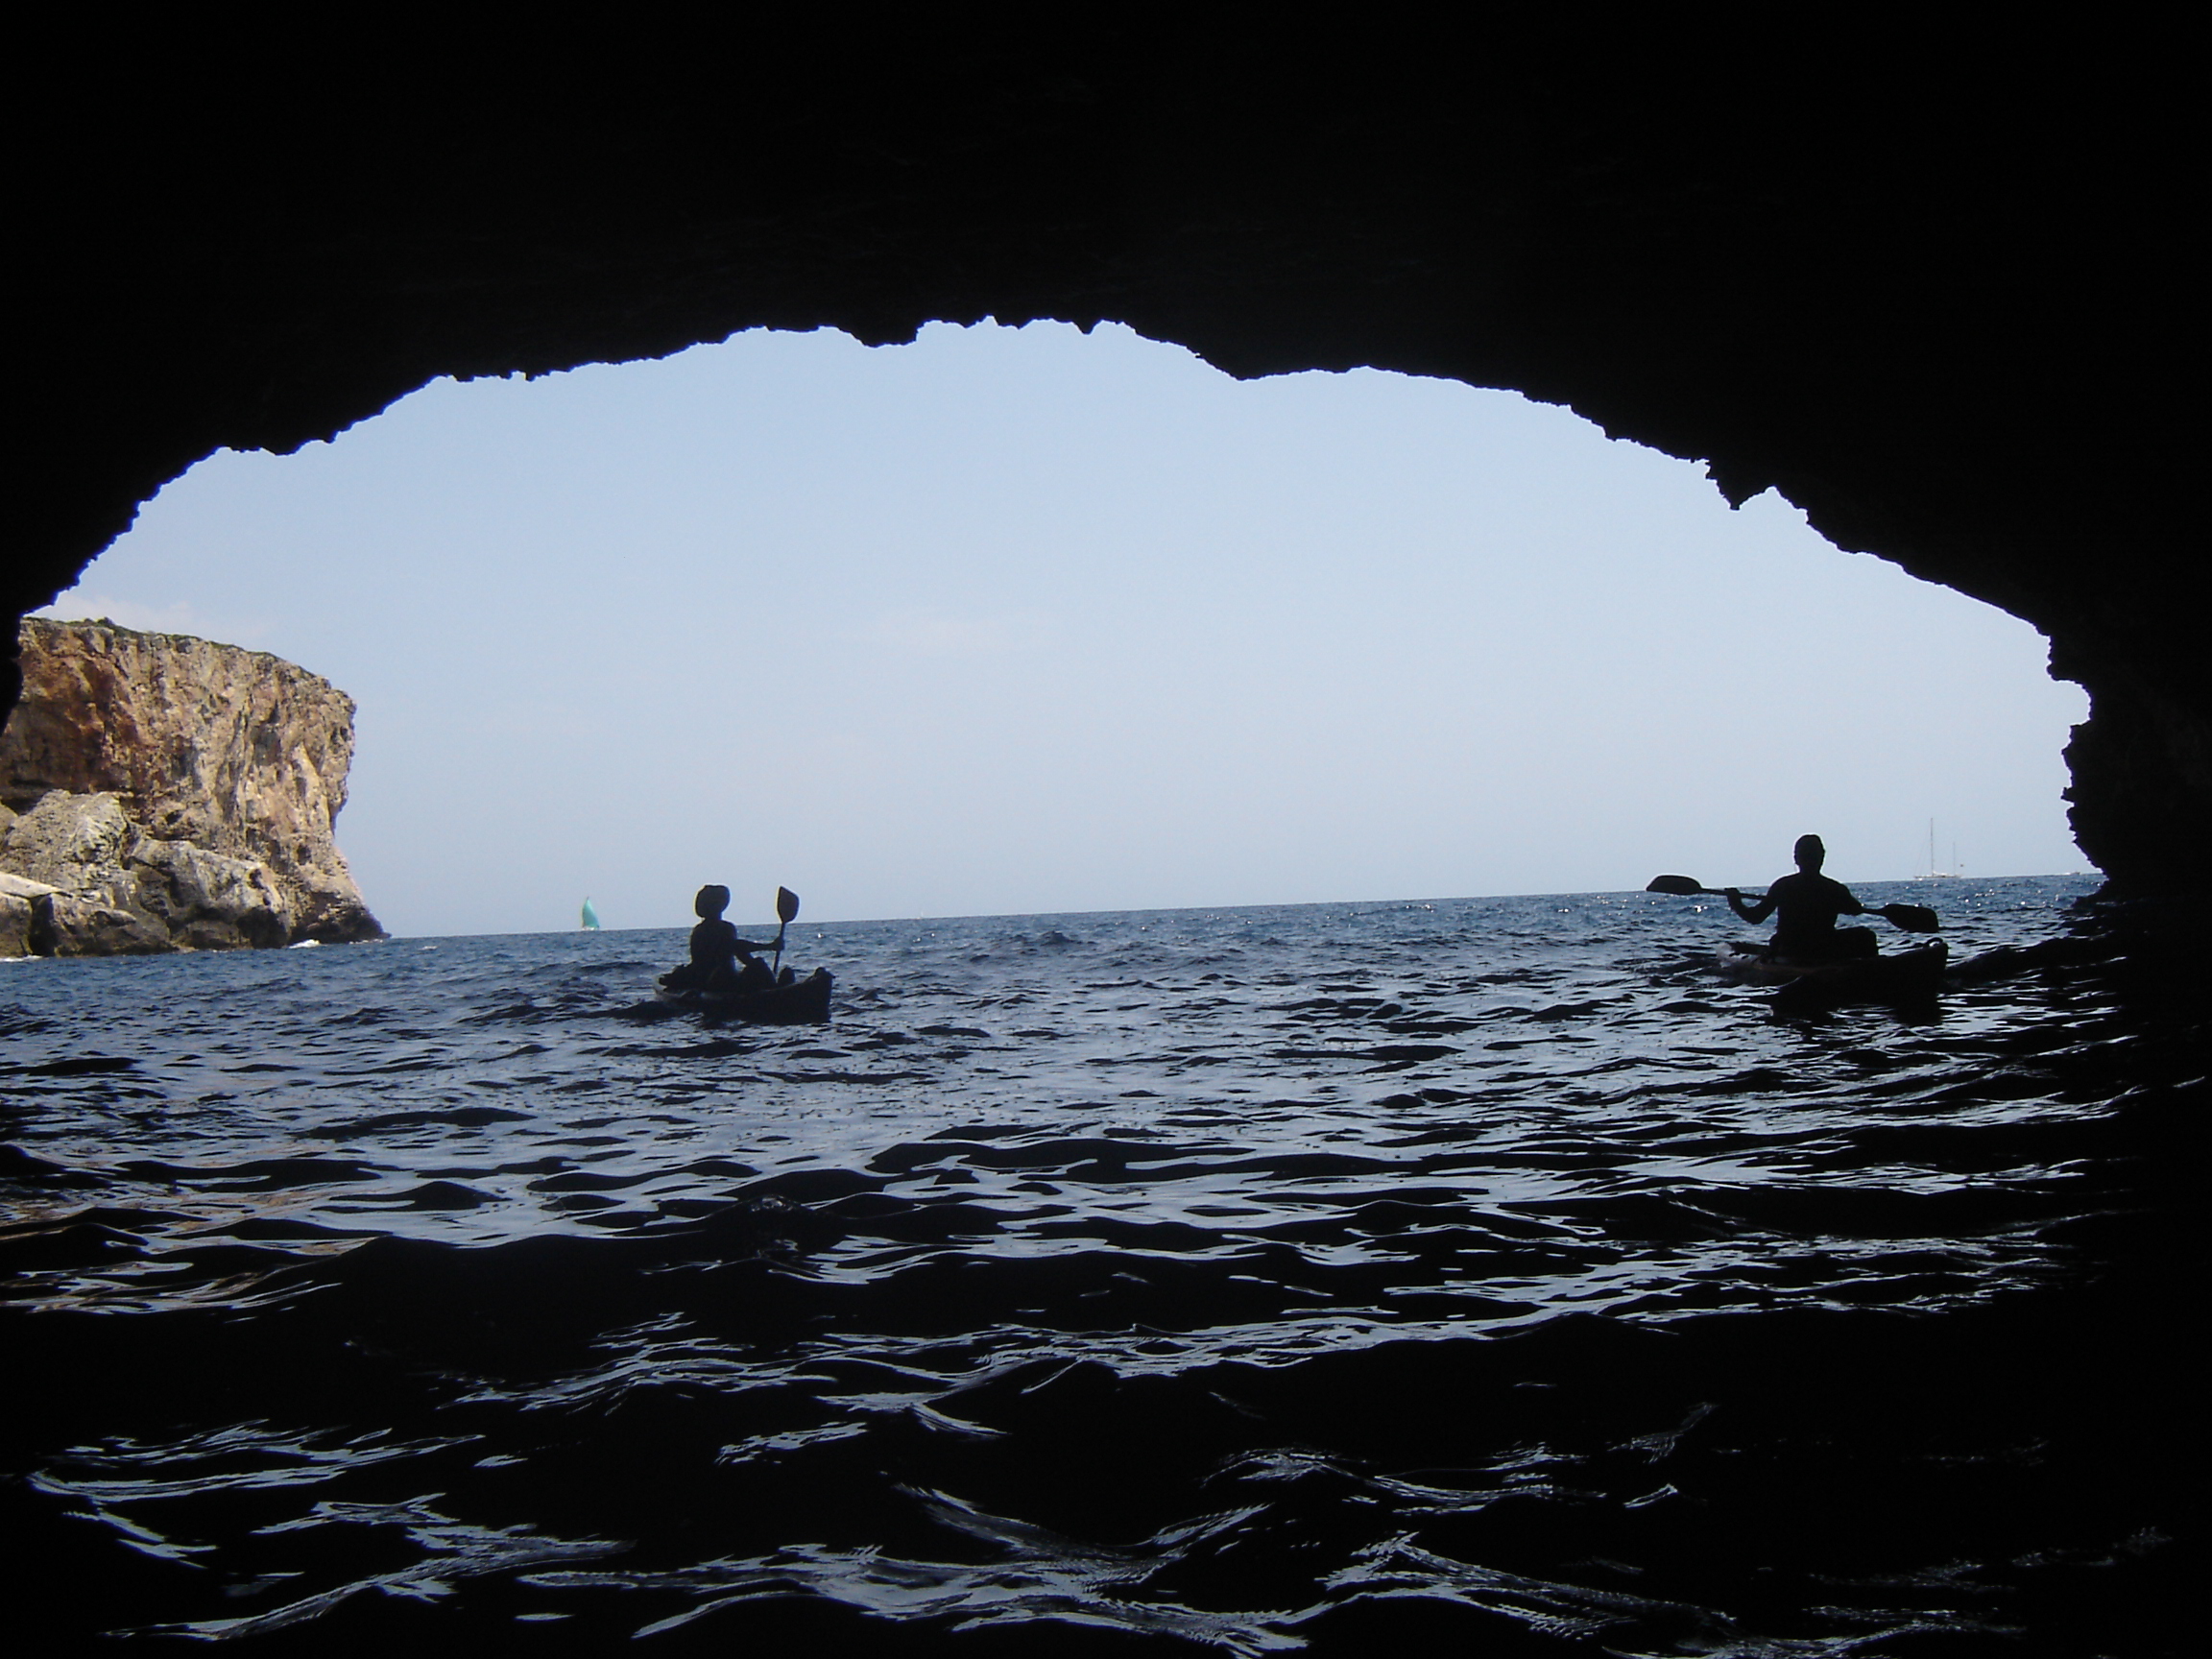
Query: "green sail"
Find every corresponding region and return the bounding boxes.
[581,898,601,930]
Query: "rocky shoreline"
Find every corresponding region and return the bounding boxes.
[1,618,382,956]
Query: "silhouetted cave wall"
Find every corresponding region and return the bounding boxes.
[14,20,2199,891]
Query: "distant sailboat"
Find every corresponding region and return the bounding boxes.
[581,897,602,930]
[1925,821,1961,879]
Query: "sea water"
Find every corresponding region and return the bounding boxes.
[0,878,2192,1654]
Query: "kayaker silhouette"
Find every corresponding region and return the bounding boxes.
[1725,835,1878,962]
[681,884,778,992]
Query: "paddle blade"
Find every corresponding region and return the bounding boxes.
[1646,875,1706,896]
[1877,902,1940,933]
[776,886,801,926]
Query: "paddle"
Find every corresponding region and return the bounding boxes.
[1646,875,1939,933]
[771,886,800,975]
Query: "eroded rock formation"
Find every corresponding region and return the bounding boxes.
[11,21,2200,891]
[0,619,382,955]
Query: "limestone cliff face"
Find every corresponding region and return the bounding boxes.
[0,618,382,955]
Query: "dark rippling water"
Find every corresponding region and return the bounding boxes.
[2,878,2196,1655]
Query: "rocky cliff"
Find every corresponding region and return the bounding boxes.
[0,618,382,956]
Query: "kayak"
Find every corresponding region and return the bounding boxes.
[1710,940,1948,1011]
[656,967,834,1023]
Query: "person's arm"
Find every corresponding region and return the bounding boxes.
[1725,886,1773,923]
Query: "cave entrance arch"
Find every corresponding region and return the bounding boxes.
[16,27,2197,891]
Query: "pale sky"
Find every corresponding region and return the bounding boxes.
[40,322,2088,935]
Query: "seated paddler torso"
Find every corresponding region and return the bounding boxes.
[1724,834,1877,962]
[686,884,777,991]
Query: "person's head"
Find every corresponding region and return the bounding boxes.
[694,884,731,920]
[1793,834,1826,873]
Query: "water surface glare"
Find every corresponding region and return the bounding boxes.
[1,878,2190,1654]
